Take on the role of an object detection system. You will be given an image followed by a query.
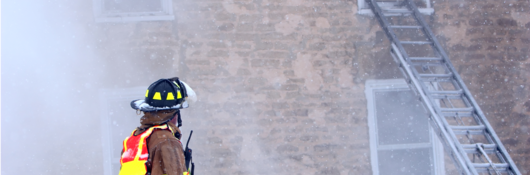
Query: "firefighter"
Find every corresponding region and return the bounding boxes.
[119,77,197,175]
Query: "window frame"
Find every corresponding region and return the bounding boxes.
[365,79,444,175]
[357,0,434,16]
[92,0,174,22]
[99,86,147,175]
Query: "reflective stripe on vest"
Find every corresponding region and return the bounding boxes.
[119,124,174,175]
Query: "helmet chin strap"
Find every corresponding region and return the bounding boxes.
[176,110,182,127]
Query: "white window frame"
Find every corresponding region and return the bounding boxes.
[357,0,434,16]
[92,0,174,22]
[100,86,147,175]
[365,79,444,175]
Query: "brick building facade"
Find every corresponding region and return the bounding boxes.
[92,0,530,174]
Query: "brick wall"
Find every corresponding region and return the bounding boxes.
[173,0,375,174]
[93,0,530,174]
[433,0,530,173]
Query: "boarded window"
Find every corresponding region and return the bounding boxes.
[366,79,444,175]
[93,0,174,22]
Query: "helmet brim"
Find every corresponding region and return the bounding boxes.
[131,99,189,112]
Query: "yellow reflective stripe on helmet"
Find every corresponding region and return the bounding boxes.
[173,82,180,88]
[153,92,162,100]
[145,90,149,97]
[177,91,182,99]
[167,92,175,100]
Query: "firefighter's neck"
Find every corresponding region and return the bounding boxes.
[169,113,179,126]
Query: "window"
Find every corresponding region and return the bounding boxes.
[357,0,434,16]
[99,86,147,175]
[365,79,443,175]
[93,0,174,22]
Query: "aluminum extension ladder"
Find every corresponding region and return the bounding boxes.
[365,0,521,174]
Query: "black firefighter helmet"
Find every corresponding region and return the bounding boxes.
[131,77,197,112]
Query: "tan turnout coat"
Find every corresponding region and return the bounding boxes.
[122,111,187,175]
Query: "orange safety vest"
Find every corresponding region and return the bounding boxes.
[119,124,189,175]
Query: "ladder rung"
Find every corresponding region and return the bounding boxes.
[442,111,473,117]
[451,125,486,135]
[409,57,442,61]
[453,130,483,135]
[400,41,432,44]
[462,144,497,154]
[429,90,463,95]
[473,163,509,168]
[410,62,444,67]
[390,25,423,29]
[439,107,474,112]
[432,95,464,99]
[419,73,453,78]
[451,125,486,130]
[382,9,413,13]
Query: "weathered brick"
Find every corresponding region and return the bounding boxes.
[268,13,285,22]
[465,54,485,60]
[283,70,295,76]
[208,137,223,144]
[263,110,278,117]
[234,33,256,41]
[497,18,517,26]
[259,33,298,41]
[300,135,319,142]
[235,43,251,49]
[247,77,267,85]
[469,18,494,26]
[468,44,483,51]
[258,51,290,59]
[317,167,340,175]
[281,84,299,91]
[236,23,253,32]
[309,42,326,51]
[451,44,467,51]
[236,68,251,76]
[187,59,210,65]
[215,12,235,21]
[266,91,281,99]
[255,42,274,50]
[239,14,262,23]
[217,23,234,31]
[255,23,275,32]
[275,117,298,124]
[208,41,227,48]
[207,50,229,57]
[287,78,304,83]
[235,51,251,57]
[470,37,503,43]
[250,59,280,68]
[314,144,341,152]
[466,27,486,35]
[295,109,309,116]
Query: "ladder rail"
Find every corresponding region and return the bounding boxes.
[405,1,521,174]
[366,0,521,174]
[366,0,472,174]
[390,44,473,175]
